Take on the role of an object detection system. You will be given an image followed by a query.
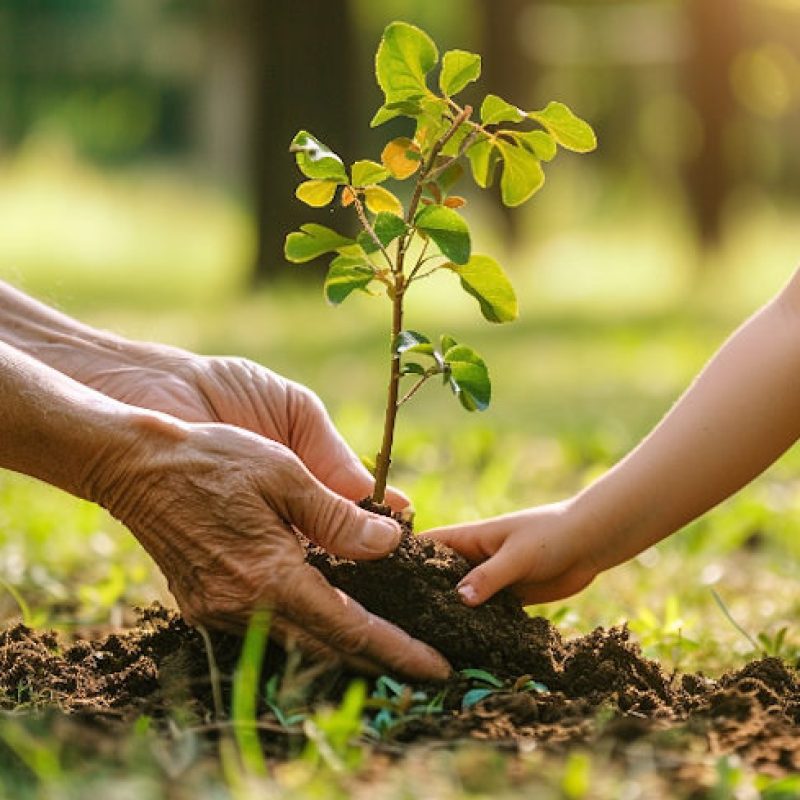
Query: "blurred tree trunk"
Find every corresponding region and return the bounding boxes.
[480,0,532,245]
[241,0,357,283]
[683,0,742,246]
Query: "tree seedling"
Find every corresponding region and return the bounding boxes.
[286,21,596,504]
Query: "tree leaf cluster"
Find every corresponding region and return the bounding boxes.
[282,21,596,430]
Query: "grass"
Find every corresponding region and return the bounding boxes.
[1,148,799,797]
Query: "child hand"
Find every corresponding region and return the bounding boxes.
[423,501,601,607]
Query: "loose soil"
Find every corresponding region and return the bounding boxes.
[0,528,798,785]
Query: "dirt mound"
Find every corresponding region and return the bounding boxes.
[306,531,562,681]
[0,604,797,776]
[0,524,797,776]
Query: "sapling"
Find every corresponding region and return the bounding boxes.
[285,21,596,506]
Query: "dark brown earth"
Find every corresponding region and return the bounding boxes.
[0,528,798,780]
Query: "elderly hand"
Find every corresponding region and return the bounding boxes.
[87,350,410,512]
[92,413,448,679]
[0,341,449,679]
[0,281,405,509]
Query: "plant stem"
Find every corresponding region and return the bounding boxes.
[371,106,473,505]
[352,193,394,270]
[372,273,404,505]
[397,369,437,407]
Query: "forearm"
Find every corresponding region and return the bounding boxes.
[575,272,800,571]
[0,339,182,502]
[0,281,179,391]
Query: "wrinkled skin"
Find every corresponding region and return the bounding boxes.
[79,351,449,678]
[0,276,447,679]
[89,414,447,678]
[85,352,408,511]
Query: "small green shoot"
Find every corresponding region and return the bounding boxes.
[302,680,367,774]
[629,595,699,669]
[365,675,444,739]
[285,20,596,503]
[264,673,307,729]
[711,588,798,660]
[459,668,548,710]
[230,610,271,779]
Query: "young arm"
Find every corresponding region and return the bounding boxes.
[427,267,800,606]
[0,340,449,680]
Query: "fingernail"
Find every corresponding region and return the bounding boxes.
[458,583,478,605]
[364,518,400,551]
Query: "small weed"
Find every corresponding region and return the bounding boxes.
[629,595,699,669]
[364,675,444,739]
[460,667,548,710]
[302,680,367,774]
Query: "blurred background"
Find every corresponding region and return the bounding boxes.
[0,0,798,667]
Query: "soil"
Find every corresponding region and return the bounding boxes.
[0,525,798,784]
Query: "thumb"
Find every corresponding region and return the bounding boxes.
[455,546,522,607]
[280,464,402,560]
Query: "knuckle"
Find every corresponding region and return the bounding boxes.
[312,499,358,549]
[325,618,371,657]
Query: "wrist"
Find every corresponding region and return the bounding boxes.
[0,341,188,502]
[0,280,190,394]
[568,479,656,574]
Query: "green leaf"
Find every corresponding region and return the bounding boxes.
[439,49,481,96]
[466,138,500,188]
[375,21,438,103]
[414,99,451,152]
[440,334,457,354]
[528,101,597,153]
[351,160,390,187]
[365,186,404,216]
[284,224,354,263]
[370,97,424,127]
[480,94,525,125]
[447,255,518,323]
[358,212,408,254]
[414,204,471,265]
[439,122,471,157]
[373,212,408,246]
[401,362,427,376]
[289,130,347,182]
[323,256,374,305]
[436,160,465,193]
[460,668,504,687]
[496,140,545,207]
[295,179,338,207]
[356,231,380,255]
[508,130,557,162]
[444,344,491,411]
[394,330,433,355]
[462,688,496,709]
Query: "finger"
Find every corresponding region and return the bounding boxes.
[199,608,383,676]
[272,460,403,560]
[269,616,382,676]
[455,544,528,607]
[421,517,508,563]
[278,563,451,681]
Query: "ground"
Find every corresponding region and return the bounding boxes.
[0,154,799,797]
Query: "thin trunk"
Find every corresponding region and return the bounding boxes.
[683,0,742,246]
[245,0,357,283]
